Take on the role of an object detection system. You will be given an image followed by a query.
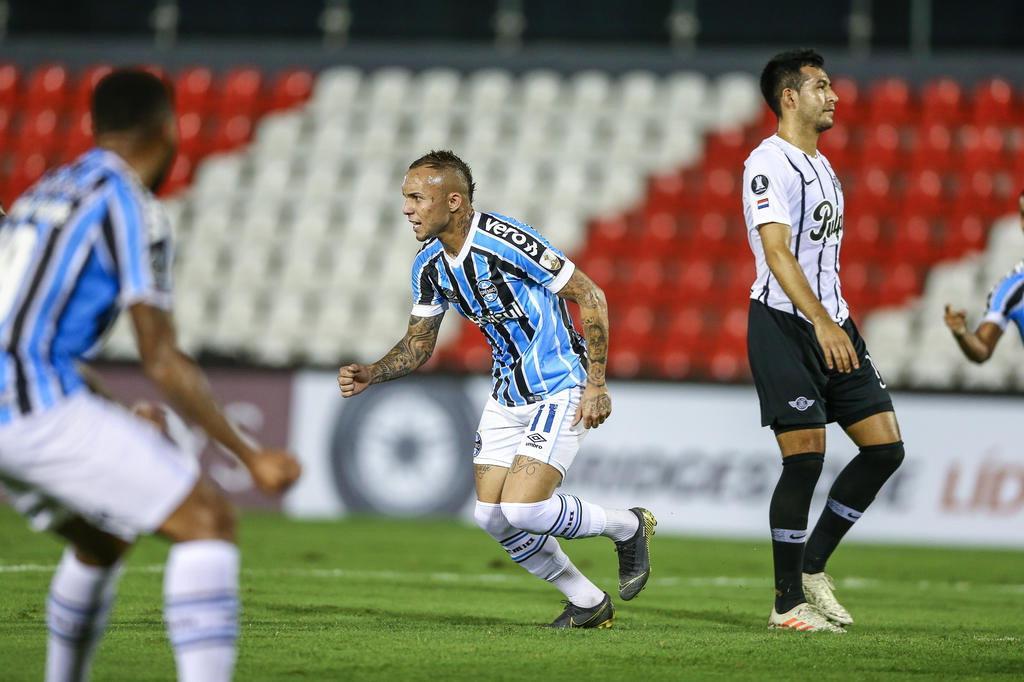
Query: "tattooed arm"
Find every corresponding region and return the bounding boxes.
[337,314,444,398]
[556,267,611,428]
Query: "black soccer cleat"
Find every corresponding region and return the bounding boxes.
[549,592,615,629]
[615,507,657,601]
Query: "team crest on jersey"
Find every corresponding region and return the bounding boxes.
[539,249,562,272]
[809,200,843,242]
[788,397,815,412]
[477,279,499,302]
[751,174,770,195]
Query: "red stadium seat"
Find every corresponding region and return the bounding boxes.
[176,111,206,157]
[875,263,922,307]
[175,67,215,116]
[902,170,947,218]
[971,78,1015,127]
[0,63,19,110]
[16,108,63,158]
[858,124,903,171]
[268,69,313,111]
[866,78,915,127]
[24,64,70,112]
[920,78,965,126]
[942,212,987,258]
[960,125,1009,173]
[219,68,264,117]
[210,114,253,151]
[909,123,955,173]
[704,128,748,171]
[645,172,686,215]
[636,212,686,262]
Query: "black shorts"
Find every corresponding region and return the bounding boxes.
[747,300,894,432]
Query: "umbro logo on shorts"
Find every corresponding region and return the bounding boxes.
[788,397,815,412]
[526,433,547,444]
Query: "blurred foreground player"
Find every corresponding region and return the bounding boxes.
[742,50,905,632]
[338,151,655,628]
[0,70,300,681]
[944,191,1024,361]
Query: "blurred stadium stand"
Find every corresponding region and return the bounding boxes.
[0,0,1021,390]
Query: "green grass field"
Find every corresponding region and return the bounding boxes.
[1,506,1022,681]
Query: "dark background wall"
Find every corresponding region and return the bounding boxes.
[5,0,1024,49]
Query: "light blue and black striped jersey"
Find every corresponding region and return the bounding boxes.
[983,260,1024,338]
[0,149,173,425]
[410,211,587,407]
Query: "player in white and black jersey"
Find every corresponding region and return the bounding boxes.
[742,50,905,633]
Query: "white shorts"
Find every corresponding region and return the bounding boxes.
[474,386,586,477]
[0,392,198,542]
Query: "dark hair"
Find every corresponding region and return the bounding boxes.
[92,69,174,136]
[409,150,475,202]
[760,49,826,118]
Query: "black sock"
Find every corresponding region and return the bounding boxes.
[804,442,905,574]
[769,452,824,613]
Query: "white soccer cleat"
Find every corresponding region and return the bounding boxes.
[802,572,854,626]
[768,603,846,633]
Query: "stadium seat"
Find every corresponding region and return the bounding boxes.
[24,64,70,112]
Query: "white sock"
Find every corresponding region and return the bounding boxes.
[164,541,239,682]
[502,494,629,540]
[603,508,641,543]
[46,548,122,682]
[550,562,604,608]
[474,501,604,608]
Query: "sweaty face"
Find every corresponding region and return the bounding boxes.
[402,166,453,242]
[794,66,838,134]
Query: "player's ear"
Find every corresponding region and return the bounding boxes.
[448,191,463,213]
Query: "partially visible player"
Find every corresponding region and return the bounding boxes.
[0,70,301,682]
[742,50,906,632]
[338,150,655,628]
[944,190,1024,360]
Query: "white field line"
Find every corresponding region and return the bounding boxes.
[2,563,1024,595]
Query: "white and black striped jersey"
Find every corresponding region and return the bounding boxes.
[742,134,849,325]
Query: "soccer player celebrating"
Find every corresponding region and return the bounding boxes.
[0,70,301,681]
[338,151,655,628]
[741,50,905,632]
[943,191,1024,360]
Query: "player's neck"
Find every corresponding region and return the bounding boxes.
[96,138,161,188]
[776,123,819,158]
[438,208,474,258]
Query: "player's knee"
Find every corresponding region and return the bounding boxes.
[859,441,905,476]
[164,480,237,543]
[473,500,510,539]
[499,500,548,534]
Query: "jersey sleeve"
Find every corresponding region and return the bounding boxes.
[103,178,174,310]
[982,267,1024,331]
[476,214,575,293]
[742,150,794,230]
[410,254,447,318]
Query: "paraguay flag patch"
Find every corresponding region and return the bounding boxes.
[757,197,770,209]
